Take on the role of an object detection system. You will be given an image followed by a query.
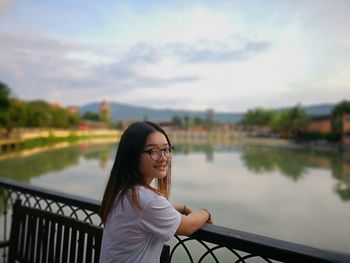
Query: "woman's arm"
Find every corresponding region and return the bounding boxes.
[173,204,194,215]
[175,209,212,236]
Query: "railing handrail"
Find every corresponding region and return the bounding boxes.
[0,177,100,212]
[1,178,349,263]
[193,224,350,263]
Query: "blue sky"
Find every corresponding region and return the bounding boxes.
[0,0,349,112]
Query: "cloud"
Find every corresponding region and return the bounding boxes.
[96,60,199,89]
[166,40,271,63]
[123,42,161,64]
[0,32,110,101]
[1,1,350,111]
[0,32,200,105]
[0,0,10,13]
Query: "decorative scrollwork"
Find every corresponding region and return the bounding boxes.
[1,179,349,263]
[170,235,278,263]
[0,186,101,226]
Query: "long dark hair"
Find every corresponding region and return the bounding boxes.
[100,121,172,223]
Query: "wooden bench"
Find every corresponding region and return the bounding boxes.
[8,199,170,263]
[8,200,103,263]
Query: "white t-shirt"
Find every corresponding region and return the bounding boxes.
[100,186,181,263]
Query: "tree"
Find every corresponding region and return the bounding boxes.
[172,116,183,128]
[274,105,310,137]
[67,112,81,127]
[183,115,190,129]
[0,82,11,109]
[26,100,52,127]
[240,108,277,127]
[82,111,100,121]
[2,98,27,136]
[0,82,11,126]
[331,100,350,134]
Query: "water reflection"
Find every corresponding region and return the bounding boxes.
[1,142,350,253]
[171,143,350,203]
[173,144,214,162]
[1,143,349,203]
[239,146,350,201]
[0,143,116,183]
[78,143,114,169]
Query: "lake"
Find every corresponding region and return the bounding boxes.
[0,141,349,254]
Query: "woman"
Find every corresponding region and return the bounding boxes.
[99,121,212,263]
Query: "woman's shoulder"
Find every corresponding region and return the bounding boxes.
[137,186,165,204]
[137,185,160,197]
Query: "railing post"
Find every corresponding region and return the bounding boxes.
[160,244,170,263]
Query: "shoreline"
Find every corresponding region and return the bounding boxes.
[0,129,121,161]
[0,137,119,161]
[0,129,345,161]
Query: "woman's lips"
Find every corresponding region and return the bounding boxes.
[154,165,166,171]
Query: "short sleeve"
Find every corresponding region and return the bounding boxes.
[139,195,181,242]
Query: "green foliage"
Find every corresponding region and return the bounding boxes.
[1,97,81,132]
[0,82,11,109]
[82,111,100,121]
[20,133,85,149]
[110,120,123,129]
[240,105,310,138]
[2,99,27,131]
[240,108,277,126]
[172,115,216,130]
[26,100,52,127]
[172,116,183,128]
[298,131,341,142]
[0,83,82,132]
[0,82,11,126]
[331,100,350,134]
[272,105,310,136]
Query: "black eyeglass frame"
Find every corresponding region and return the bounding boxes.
[141,146,174,161]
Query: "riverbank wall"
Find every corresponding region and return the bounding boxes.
[167,130,293,148]
[0,128,121,152]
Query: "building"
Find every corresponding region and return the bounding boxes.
[50,102,61,109]
[99,100,110,122]
[307,115,332,133]
[67,105,80,115]
[206,108,214,122]
[342,113,350,147]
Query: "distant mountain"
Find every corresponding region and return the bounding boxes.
[80,102,243,123]
[301,103,334,116]
[80,101,335,123]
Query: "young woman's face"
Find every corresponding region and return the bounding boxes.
[139,131,171,185]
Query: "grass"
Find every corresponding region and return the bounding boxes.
[18,133,89,150]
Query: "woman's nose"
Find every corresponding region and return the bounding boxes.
[158,150,167,161]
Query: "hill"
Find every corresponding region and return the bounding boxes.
[301,103,334,116]
[80,102,243,123]
[80,102,335,123]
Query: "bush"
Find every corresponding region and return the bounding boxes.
[298,131,341,142]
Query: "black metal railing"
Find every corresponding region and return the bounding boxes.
[0,178,349,263]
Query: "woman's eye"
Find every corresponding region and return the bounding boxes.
[150,149,158,154]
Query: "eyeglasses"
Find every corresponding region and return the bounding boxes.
[142,146,174,161]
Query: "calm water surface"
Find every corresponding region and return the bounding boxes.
[1,142,349,254]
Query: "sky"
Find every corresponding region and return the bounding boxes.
[0,0,349,113]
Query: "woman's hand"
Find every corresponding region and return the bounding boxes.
[206,215,213,224]
[202,208,213,224]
